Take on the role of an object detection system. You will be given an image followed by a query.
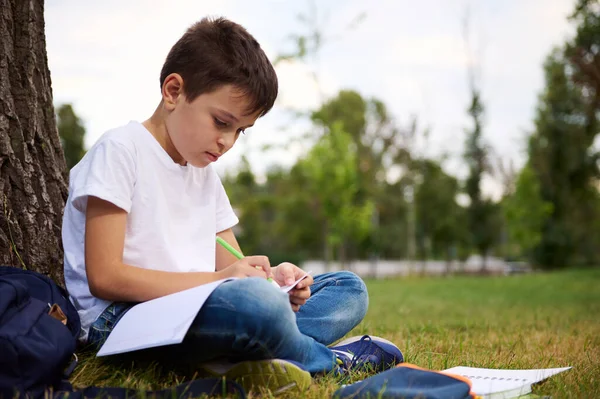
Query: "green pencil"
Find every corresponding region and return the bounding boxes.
[216,236,275,283]
[216,236,243,259]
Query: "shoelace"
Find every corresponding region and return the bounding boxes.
[333,335,377,371]
[350,335,376,369]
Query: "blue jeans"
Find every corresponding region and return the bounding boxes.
[88,271,368,374]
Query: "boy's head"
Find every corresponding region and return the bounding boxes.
[156,17,278,168]
[160,17,278,118]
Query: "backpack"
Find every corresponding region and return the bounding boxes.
[0,266,80,396]
[0,266,246,399]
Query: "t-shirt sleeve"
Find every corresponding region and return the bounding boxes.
[214,173,239,233]
[70,138,137,213]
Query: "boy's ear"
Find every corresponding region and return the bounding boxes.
[162,73,184,110]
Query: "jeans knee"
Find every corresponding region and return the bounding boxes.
[332,271,369,319]
[188,278,298,358]
[232,278,295,328]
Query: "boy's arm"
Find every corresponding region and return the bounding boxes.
[215,228,244,271]
[85,197,267,302]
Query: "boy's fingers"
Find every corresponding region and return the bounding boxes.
[245,255,271,277]
[290,294,308,305]
[237,261,265,277]
[250,267,266,277]
[296,274,314,289]
[290,287,311,300]
[278,262,296,285]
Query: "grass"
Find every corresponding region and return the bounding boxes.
[71,268,600,398]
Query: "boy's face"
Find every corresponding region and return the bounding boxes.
[164,80,260,168]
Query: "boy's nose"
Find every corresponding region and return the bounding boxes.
[218,133,236,150]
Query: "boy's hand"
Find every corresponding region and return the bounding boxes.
[273,262,313,312]
[219,256,272,279]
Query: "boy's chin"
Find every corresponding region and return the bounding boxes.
[187,159,212,168]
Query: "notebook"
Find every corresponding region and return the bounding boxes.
[442,366,571,399]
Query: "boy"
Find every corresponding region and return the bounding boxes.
[62,17,403,394]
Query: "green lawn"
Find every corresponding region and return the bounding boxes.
[72,268,600,398]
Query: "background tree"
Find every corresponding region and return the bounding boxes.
[57,103,86,169]
[503,164,553,259]
[311,90,414,260]
[224,91,418,266]
[414,159,466,271]
[528,49,600,268]
[500,0,600,268]
[0,0,68,284]
[298,122,374,267]
[222,157,263,255]
[463,89,499,271]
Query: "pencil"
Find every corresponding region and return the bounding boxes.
[216,236,243,259]
[216,236,275,283]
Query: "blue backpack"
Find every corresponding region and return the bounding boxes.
[0,266,247,399]
[0,266,80,396]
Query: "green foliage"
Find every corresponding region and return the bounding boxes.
[223,157,264,256]
[223,160,322,265]
[224,89,430,264]
[374,181,410,259]
[503,165,553,258]
[528,48,600,268]
[224,88,478,264]
[263,165,323,265]
[57,103,86,169]
[311,90,409,190]
[312,91,367,142]
[413,160,466,261]
[499,0,600,268]
[298,122,374,262]
[311,90,416,260]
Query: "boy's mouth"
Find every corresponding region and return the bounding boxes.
[206,152,220,162]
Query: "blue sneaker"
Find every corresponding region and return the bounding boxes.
[330,335,404,373]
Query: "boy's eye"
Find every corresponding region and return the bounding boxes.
[213,117,227,127]
[237,128,246,135]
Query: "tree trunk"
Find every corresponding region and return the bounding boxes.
[0,0,68,284]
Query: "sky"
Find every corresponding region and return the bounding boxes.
[44,0,576,197]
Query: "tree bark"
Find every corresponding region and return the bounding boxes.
[0,0,68,284]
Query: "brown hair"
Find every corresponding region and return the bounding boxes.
[160,17,278,117]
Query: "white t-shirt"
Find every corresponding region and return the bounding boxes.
[62,121,239,341]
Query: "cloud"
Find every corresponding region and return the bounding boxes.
[274,60,339,111]
[388,35,472,68]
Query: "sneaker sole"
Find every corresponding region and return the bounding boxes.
[203,359,311,395]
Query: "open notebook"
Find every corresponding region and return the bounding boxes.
[443,366,571,399]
